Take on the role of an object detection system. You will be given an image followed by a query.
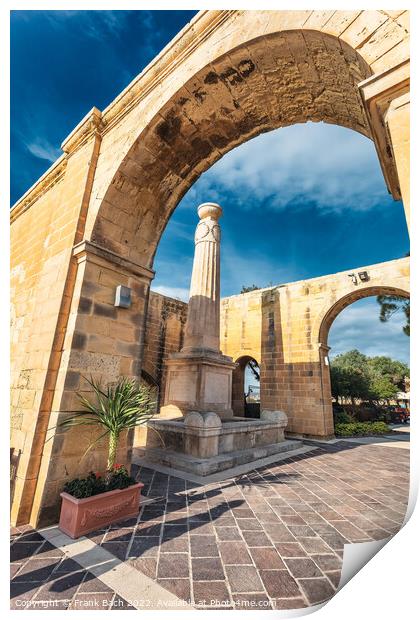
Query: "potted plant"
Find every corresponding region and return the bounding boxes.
[58,377,156,538]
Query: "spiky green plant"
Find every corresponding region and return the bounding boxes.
[59,377,157,470]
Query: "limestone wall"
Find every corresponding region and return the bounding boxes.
[11,164,66,437]
[142,256,409,441]
[220,258,409,437]
[10,132,101,525]
[142,292,188,399]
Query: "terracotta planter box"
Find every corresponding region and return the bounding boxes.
[59,482,144,539]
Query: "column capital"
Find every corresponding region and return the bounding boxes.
[197,202,222,220]
[195,203,222,245]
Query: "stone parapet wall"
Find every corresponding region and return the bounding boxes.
[10,132,102,526]
[144,256,409,440]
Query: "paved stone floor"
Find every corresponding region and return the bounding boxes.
[10,441,409,610]
[10,525,135,610]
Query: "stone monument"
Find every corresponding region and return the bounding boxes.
[160,202,236,421]
[144,203,301,476]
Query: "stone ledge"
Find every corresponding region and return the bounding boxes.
[133,441,309,483]
[72,240,155,280]
[150,416,288,435]
[10,156,67,220]
[61,107,103,154]
[142,439,303,476]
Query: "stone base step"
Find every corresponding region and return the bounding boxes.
[132,440,308,484]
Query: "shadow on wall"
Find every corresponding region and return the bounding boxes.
[10,448,21,509]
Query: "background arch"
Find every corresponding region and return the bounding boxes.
[232,355,261,418]
[319,285,410,346]
[316,285,409,438]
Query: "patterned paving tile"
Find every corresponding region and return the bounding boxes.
[126,442,408,609]
[9,529,132,610]
[225,564,264,593]
[10,441,409,610]
[194,580,231,608]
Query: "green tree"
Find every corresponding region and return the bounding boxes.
[367,356,409,392]
[330,350,372,409]
[240,282,274,294]
[330,350,410,409]
[240,284,261,293]
[332,349,369,372]
[369,375,398,402]
[377,251,410,336]
[377,295,410,336]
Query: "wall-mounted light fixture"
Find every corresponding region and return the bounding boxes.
[358,271,370,282]
[347,273,358,285]
[115,285,132,308]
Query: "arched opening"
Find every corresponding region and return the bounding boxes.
[87,29,375,269]
[85,26,405,438]
[83,24,406,440]
[232,356,261,418]
[319,286,410,345]
[319,286,410,433]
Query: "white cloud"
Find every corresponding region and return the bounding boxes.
[163,220,193,242]
[329,298,409,363]
[180,122,392,215]
[221,243,297,296]
[43,10,130,40]
[151,285,190,302]
[25,138,61,162]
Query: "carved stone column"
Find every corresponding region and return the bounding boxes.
[160,203,235,420]
[183,203,222,354]
[145,209,298,474]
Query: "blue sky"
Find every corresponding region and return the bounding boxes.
[11,10,410,363]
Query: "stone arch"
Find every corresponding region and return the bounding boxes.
[87,29,379,269]
[232,355,261,417]
[318,285,410,346]
[84,11,409,271]
[317,285,410,435]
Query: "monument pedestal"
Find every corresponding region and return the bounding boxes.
[160,351,236,420]
[143,202,300,478]
[144,411,302,477]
